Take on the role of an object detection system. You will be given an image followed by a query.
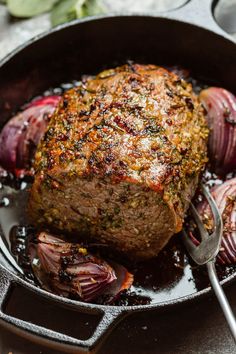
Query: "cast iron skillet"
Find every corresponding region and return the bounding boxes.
[0,0,236,352]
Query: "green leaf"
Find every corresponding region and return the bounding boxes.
[0,0,7,4]
[51,0,85,26]
[7,0,58,17]
[82,0,104,16]
[51,0,105,27]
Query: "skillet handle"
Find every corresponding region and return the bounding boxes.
[161,0,234,39]
[0,266,125,352]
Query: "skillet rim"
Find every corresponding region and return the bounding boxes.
[0,13,236,313]
[0,10,234,69]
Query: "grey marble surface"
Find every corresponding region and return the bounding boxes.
[0,5,50,59]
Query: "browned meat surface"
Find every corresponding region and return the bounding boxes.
[28,64,208,260]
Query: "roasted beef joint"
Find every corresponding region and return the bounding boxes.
[28,64,208,259]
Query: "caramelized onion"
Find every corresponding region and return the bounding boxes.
[0,95,60,174]
[199,87,236,174]
[195,178,236,265]
[29,232,133,302]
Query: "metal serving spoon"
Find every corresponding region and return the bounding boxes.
[182,184,236,342]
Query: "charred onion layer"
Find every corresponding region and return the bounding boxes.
[0,95,60,175]
[29,232,133,302]
[200,87,236,175]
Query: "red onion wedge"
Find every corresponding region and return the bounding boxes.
[193,178,236,265]
[199,87,236,175]
[29,232,133,303]
[0,95,60,175]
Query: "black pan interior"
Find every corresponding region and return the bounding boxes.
[0,15,236,306]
